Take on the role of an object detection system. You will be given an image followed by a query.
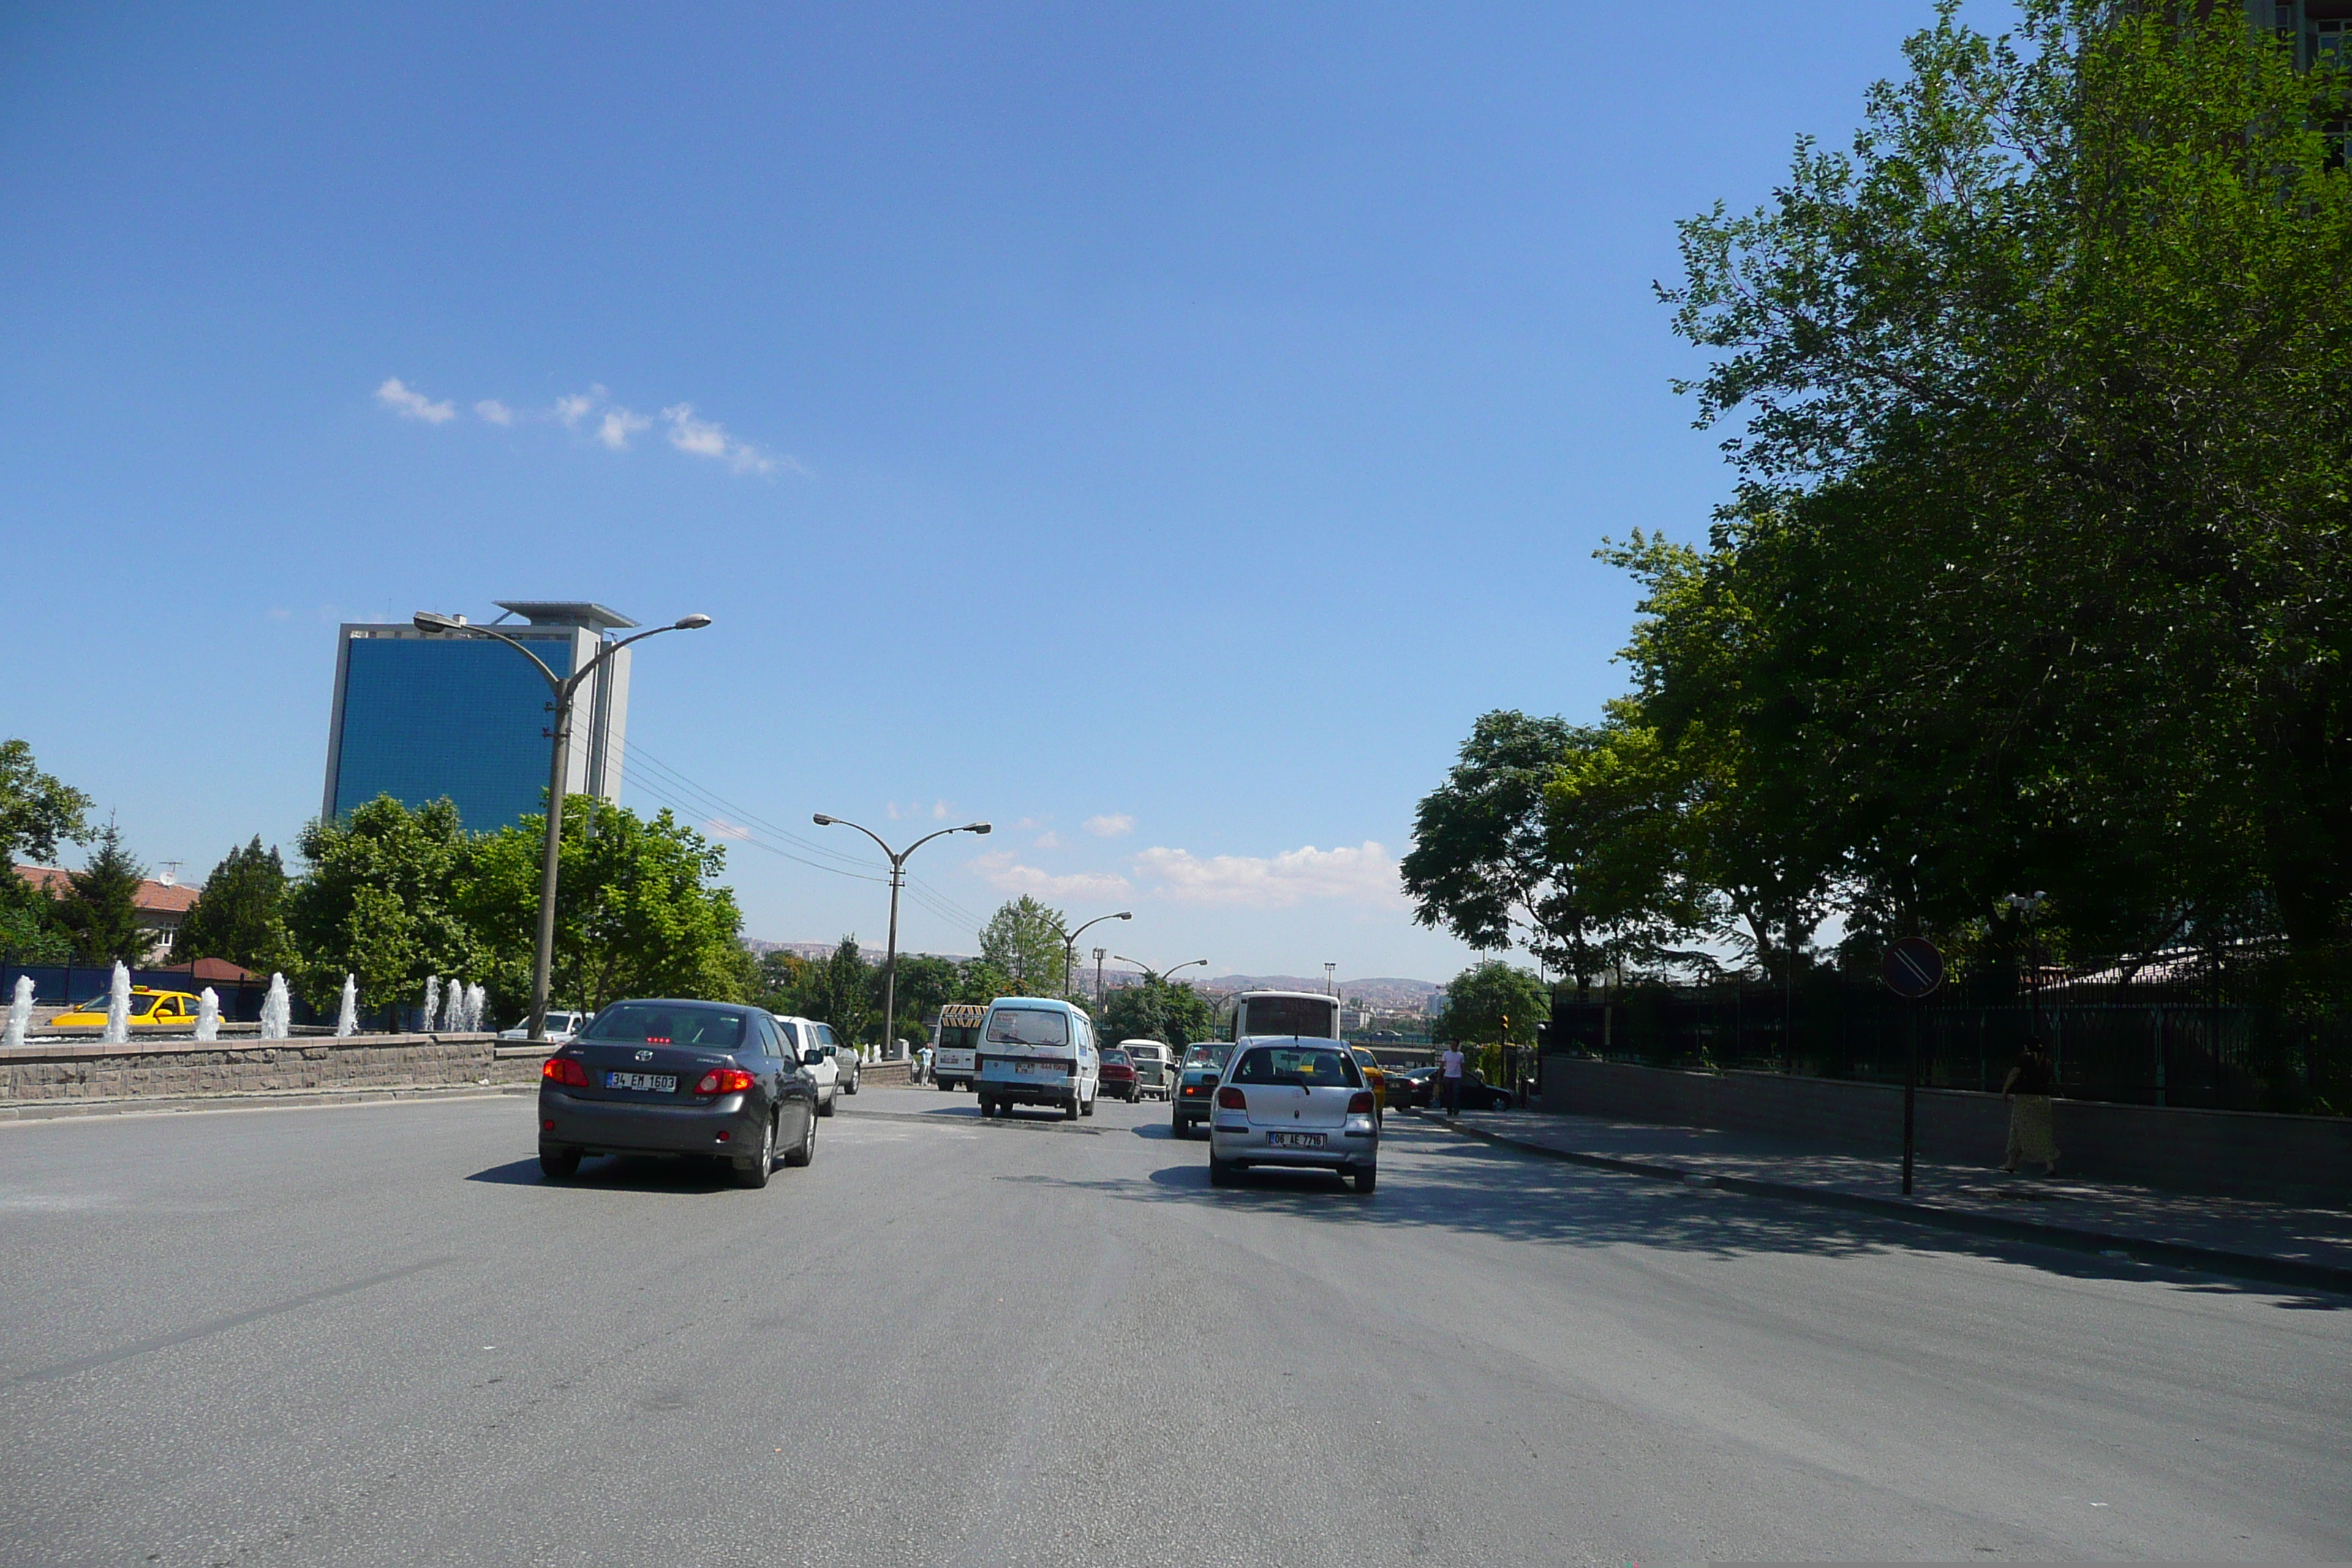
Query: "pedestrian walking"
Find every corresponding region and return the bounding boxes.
[2001,1042,2061,1176]
[1439,1043,1466,1116]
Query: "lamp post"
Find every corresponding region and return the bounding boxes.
[814,814,992,1060]
[1092,946,1107,1011]
[412,608,711,1042]
[1115,956,1207,989]
[1324,962,1336,997]
[2000,891,2049,1044]
[1058,911,1132,1001]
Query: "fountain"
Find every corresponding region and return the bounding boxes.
[259,974,291,1041]
[421,976,441,1035]
[195,987,220,1041]
[4,975,31,1049]
[439,976,463,1033]
[466,983,487,1032]
[336,975,358,1038]
[104,962,130,1044]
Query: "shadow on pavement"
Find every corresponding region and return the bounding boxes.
[467,1153,735,1193]
[1003,1121,2348,1308]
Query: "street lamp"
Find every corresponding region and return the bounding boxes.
[411,608,712,1041]
[1115,956,1208,988]
[1324,962,1336,997]
[1058,910,1132,1001]
[813,813,991,1060]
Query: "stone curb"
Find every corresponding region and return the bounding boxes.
[0,1084,536,1123]
[1409,1109,2352,1296]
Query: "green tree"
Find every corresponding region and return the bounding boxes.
[462,798,747,1019]
[284,796,482,1015]
[0,872,71,962]
[0,738,91,866]
[51,821,148,966]
[1431,960,1549,1048]
[172,837,293,973]
[1098,976,1216,1048]
[978,895,1070,998]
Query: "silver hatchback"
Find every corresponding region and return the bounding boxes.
[1207,1040,1379,1194]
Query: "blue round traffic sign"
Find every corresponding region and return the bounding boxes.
[1882,938,1943,999]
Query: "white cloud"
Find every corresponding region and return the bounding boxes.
[554,392,597,427]
[475,399,514,425]
[933,801,951,820]
[1033,832,1063,849]
[705,818,753,842]
[969,850,1131,901]
[1084,813,1134,838]
[376,377,456,423]
[662,404,782,475]
[598,407,651,450]
[1131,841,1403,909]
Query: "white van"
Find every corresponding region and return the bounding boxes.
[974,997,1098,1121]
[932,1003,987,1091]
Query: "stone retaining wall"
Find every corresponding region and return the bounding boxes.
[0,1033,545,1107]
[1539,1055,2352,1199]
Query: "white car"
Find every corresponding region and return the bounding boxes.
[771,1014,851,1115]
[499,1010,592,1043]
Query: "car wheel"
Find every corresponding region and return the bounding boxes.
[1082,1089,1096,1117]
[818,1087,837,1117]
[1064,1095,1081,1122]
[1209,1153,1235,1187]
[539,1146,581,1180]
[732,1116,775,1188]
[845,1072,859,1096]
[785,1108,815,1166]
[1352,1164,1377,1195]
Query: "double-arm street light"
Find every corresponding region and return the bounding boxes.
[1058,911,1132,1002]
[1116,955,1208,990]
[412,608,712,1042]
[813,814,991,1059]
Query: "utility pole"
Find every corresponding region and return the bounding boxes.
[1324,962,1335,996]
[815,814,993,1059]
[1093,946,1107,1011]
[412,607,711,1041]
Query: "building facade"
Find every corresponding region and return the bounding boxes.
[320,601,634,832]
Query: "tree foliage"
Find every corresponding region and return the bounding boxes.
[286,796,482,1013]
[1098,977,1215,1048]
[1431,960,1549,1047]
[978,895,1071,998]
[0,738,90,867]
[173,837,293,974]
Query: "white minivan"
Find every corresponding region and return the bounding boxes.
[974,997,1098,1121]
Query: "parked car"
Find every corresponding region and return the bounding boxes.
[1387,1066,1439,1110]
[1452,1071,1517,1112]
[49,987,203,1029]
[499,1010,592,1043]
[1120,1040,1177,1100]
[1100,1049,1139,1101]
[1207,1040,1379,1194]
[1171,1042,1233,1137]
[1348,1046,1388,1120]
[537,998,817,1186]
[770,1014,845,1115]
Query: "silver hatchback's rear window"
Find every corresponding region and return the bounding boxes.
[1232,1047,1360,1088]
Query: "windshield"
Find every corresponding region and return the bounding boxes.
[1183,1043,1232,1070]
[581,1003,745,1049]
[1102,1052,1130,1066]
[1239,997,1339,1039]
[1232,1046,1361,1088]
[985,1009,1069,1047]
[75,992,159,1017]
[936,1025,979,1052]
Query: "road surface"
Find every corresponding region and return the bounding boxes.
[1,1087,2344,1564]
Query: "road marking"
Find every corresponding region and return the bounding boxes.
[0,1257,455,1388]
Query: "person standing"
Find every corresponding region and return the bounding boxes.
[1439,1042,1466,1116]
[2002,1042,2060,1176]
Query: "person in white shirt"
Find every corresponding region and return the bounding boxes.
[1439,1044,1466,1116]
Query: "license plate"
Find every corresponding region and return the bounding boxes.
[1266,1131,1326,1149]
[605,1071,676,1093]
[1018,1060,1063,1074]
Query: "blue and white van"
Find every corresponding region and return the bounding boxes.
[974,997,1098,1120]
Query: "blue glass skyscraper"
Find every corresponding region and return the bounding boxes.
[320,602,634,832]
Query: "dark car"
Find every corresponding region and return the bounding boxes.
[538,998,818,1186]
[1100,1049,1139,1101]
[1388,1066,1439,1109]
[1452,1071,1517,1112]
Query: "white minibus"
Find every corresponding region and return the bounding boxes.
[974,997,1098,1121]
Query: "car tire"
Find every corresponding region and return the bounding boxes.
[1064,1095,1081,1122]
[539,1146,581,1180]
[1352,1164,1377,1195]
[1209,1154,1235,1187]
[733,1116,775,1188]
[785,1109,815,1166]
[818,1088,837,1117]
[981,1097,996,1118]
[1082,1089,1096,1117]
[845,1072,859,1096]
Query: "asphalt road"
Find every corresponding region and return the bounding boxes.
[1,1087,2345,1566]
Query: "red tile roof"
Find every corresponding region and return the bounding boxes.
[14,864,202,915]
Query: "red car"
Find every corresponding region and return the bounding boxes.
[1100,1049,1139,1101]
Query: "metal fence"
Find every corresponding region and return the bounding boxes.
[1542,954,2352,1115]
[0,958,290,1025]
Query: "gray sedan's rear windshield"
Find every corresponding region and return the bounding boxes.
[582,1004,745,1049]
[986,1009,1068,1047]
[1233,1047,1360,1088]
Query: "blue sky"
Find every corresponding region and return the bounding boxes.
[0,1,1946,984]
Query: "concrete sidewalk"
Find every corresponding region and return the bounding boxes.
[1413,1104,2352,1293]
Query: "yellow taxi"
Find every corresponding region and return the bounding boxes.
[49,987,206,1028]
[1349,1045,1388,1120]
